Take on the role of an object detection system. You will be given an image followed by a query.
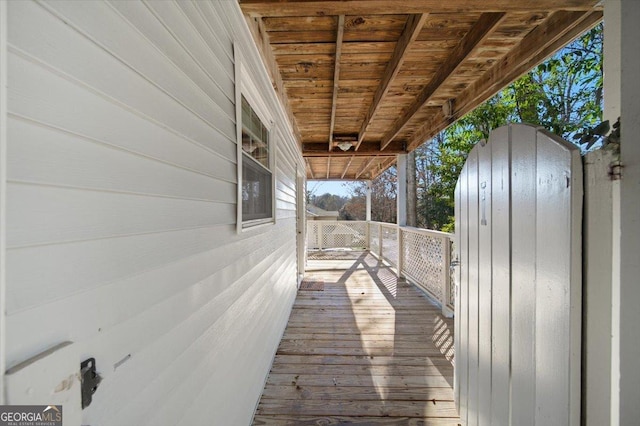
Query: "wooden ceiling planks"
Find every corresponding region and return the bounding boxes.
[306,158,315,179]
[241,0,599,16]
[406,9,604,151]
[355,156,379,179]
[341,156,355,179]
[240,0,602,180]
[379,12,507,150]
[355,13,429,150]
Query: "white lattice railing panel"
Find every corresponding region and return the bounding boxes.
[322,222,367,249]
[307,221,321,249]
[380,224,399,267]
[370,223,380,255]
[307,221,368,250]
[306,220,453,315]
[401,229,446,301]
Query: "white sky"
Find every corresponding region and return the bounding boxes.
[307,180,351,198]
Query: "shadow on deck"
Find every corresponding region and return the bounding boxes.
[253,251,459,425]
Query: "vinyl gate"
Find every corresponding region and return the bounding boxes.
[453,124,582,426]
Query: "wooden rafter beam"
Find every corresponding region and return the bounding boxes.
[326,157,331,179]
[449,10,602,133]
[240,0,601,17]
[370,156,398,179]
[329,15,345,151]
[303,140,406,156]
[244,16,302,145]
[380,12,506,150]
[355,13,428,151]
[406,10,603,150]
[306,158,315,179]
[356,156,378,179]
[341,156,355,179]
[304,150,406,157]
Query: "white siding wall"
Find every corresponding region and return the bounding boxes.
[4,1,303,424]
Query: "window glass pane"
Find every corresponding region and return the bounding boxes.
[241,97,269,169]
[242,154,272,221]
[251,109,259,137]
[241,131,251,156]
[242,96,251,126]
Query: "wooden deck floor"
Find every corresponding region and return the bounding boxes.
[253,251,459,425]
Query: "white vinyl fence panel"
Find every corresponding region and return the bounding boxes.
[454,123,582,426]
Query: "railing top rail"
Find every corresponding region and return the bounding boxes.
[308,220,369,225]
[369,221,396,227]
[399,226,453,239]
[309,220,452,239]
[367,222,452,239]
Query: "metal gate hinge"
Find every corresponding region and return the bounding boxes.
[80,358,101,409]
[609,161,623,180]
[450,259,460,272]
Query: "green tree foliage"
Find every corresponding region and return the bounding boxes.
[511,24,603,139]
[416,24,602,232]
[370,167,397,223]
[309,192,348,211]
[416,97,512,232]
[340,167,397,223]
[339,189,365,220]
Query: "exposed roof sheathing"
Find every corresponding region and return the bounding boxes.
[240,0,602,180]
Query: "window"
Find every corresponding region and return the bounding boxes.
[240,95,273,224]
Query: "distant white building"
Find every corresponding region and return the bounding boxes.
[306,204,340,220]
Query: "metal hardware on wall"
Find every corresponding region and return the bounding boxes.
[80,358,101,409]
[609,160,623,180]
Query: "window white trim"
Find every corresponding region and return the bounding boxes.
[234,44,276,233]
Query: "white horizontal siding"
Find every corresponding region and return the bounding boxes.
[8,53,234,180]
[7,183,236,248]
[9,1,237,159]
[4,1,303,425]
[7,117,236,202]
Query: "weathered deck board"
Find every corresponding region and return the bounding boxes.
[253,251,458,424]
[253,416,461,426]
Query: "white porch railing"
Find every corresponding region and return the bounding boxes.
[307,220,454,315]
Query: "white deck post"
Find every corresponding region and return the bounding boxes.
[585,1,640,424]
[617,0,640,422]
[397,154,407,227]
[584,2,620,423]
[584,148,618,426]
[365,180,372,222]
[396,155,408,275]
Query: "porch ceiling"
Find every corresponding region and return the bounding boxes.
[240,0,602,180]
